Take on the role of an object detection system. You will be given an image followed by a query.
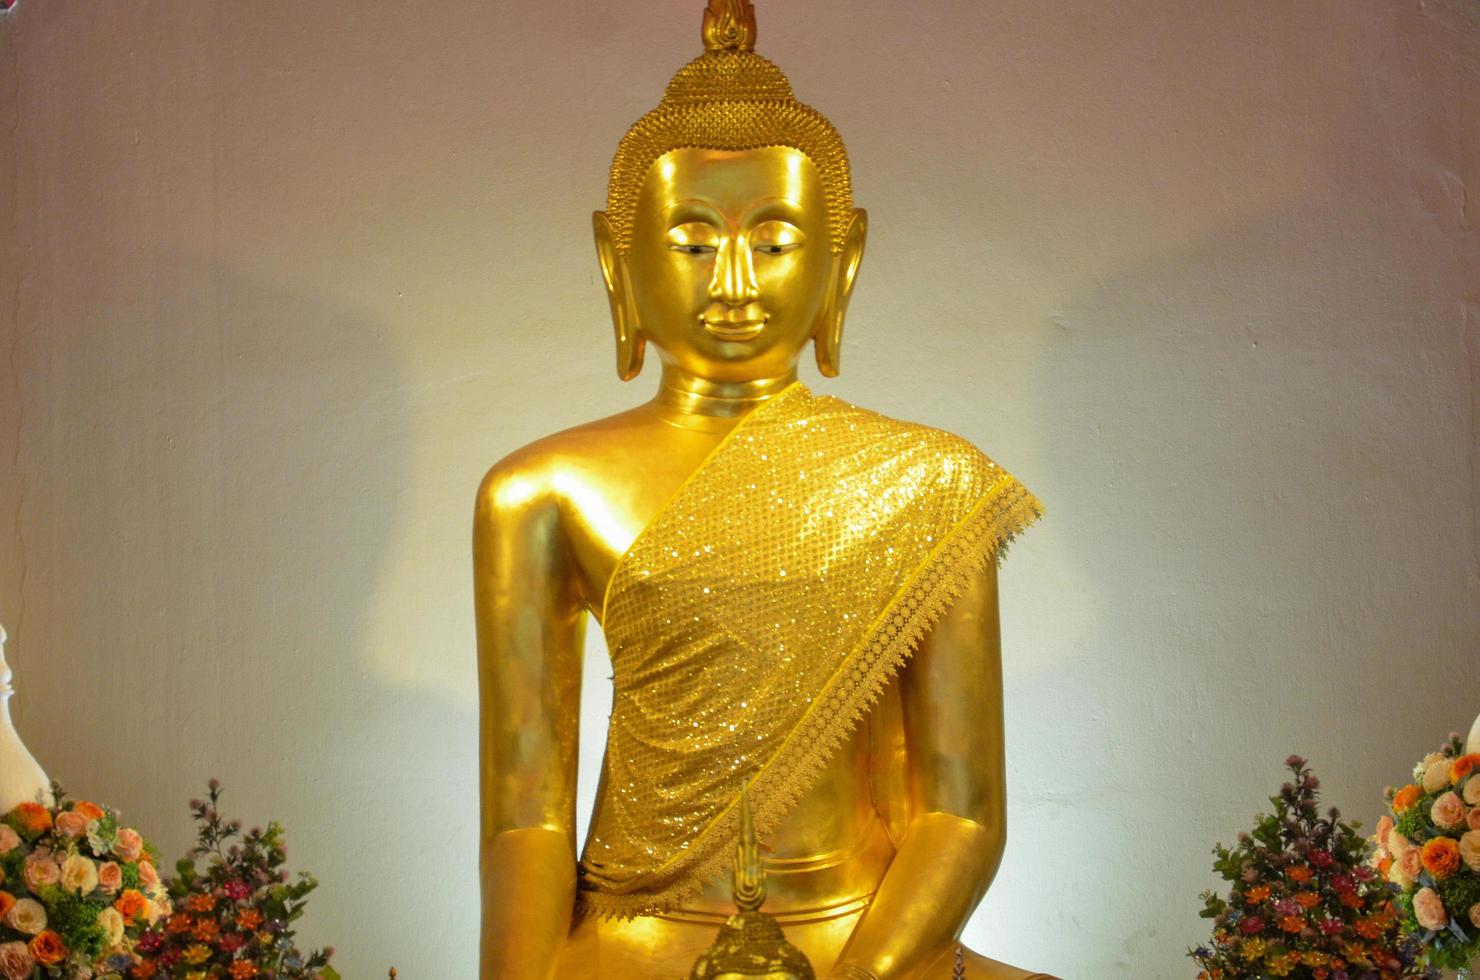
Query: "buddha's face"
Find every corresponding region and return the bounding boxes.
[595,146,866,383]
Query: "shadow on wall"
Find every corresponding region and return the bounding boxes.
[21,259,476,973]
[1012,194,1473,975]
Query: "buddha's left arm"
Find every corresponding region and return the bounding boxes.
[831,560,1007,980]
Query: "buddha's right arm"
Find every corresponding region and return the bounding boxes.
[474,461,587,979]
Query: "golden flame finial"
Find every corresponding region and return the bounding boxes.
[702,0,757,53]
[688,783,815,979]
[733,783,766,912]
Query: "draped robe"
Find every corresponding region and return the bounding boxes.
[579,383,1042,917]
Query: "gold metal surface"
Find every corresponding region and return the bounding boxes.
[475,2,1053,977]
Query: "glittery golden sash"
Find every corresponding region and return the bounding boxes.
[579,383,1041,917]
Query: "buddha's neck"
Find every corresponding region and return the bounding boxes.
[651,366,798,422]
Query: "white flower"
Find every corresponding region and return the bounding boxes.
[1464,776,1480,807]
[1423,759,1452,793]
[96,906,125,949]
[4,898,46,936]
[60,853,98,895]
[85,822,114,856]
[1387,855,1415,889]
[142,897,167,926]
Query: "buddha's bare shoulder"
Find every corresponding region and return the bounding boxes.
[474,405,662,519]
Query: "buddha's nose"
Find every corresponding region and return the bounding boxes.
[710,235,760,306]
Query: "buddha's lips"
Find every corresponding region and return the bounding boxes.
[701,315,768,341]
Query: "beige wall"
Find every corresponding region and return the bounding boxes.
[2,1,1478,977]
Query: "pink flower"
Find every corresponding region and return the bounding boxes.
[96,862,122,895]
[1461,830,1480,873]
[21,853,59,892]
[1468,806,1480,832]
[1431,791,1467,831]
[1400,847,1423,880]
[0,942,33,980]
[111,827,143,863]
[1470,901,1480,930]
[1376,815,1394,849]
[0,827,17,857]
[136,860,159,890]
[1413,886,1448,931]
[54,811,88,839]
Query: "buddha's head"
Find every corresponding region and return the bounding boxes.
[594,0,867,384]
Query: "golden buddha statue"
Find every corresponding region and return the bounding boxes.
[474,2,1051,977]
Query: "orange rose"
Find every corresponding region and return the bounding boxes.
[1287,865,1313,884]
[1422,837,1461,879]
[131,959,158,979]
[113,889,148,923]
[72,802,105,822]
[1392,784,1422,813]
[229,961,258,979]
[236,908,262,930]
[0,891,13,921]
[1246,885,1271,903]
[6,802,51,835]
[27,930,65,967]
[1295,891,1321,909]
[1280,913,1305,933]
[192,918,219,942]
[1452,754,1480,784]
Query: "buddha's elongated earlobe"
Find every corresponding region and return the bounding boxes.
[814,208,868,378]
[593,211,646,381]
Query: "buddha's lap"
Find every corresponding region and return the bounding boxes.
[555,911,1053,979]
[557,909,857,978]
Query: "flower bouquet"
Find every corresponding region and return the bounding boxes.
[134,780,336,980]
[1191,756,1428,980]
[0,783,170,978]
[1373,734,1480,974]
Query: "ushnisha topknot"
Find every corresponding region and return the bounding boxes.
[605,0,854,255]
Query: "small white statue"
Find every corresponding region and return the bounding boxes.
[0,623,53,811]
[1468,711,1480,756]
